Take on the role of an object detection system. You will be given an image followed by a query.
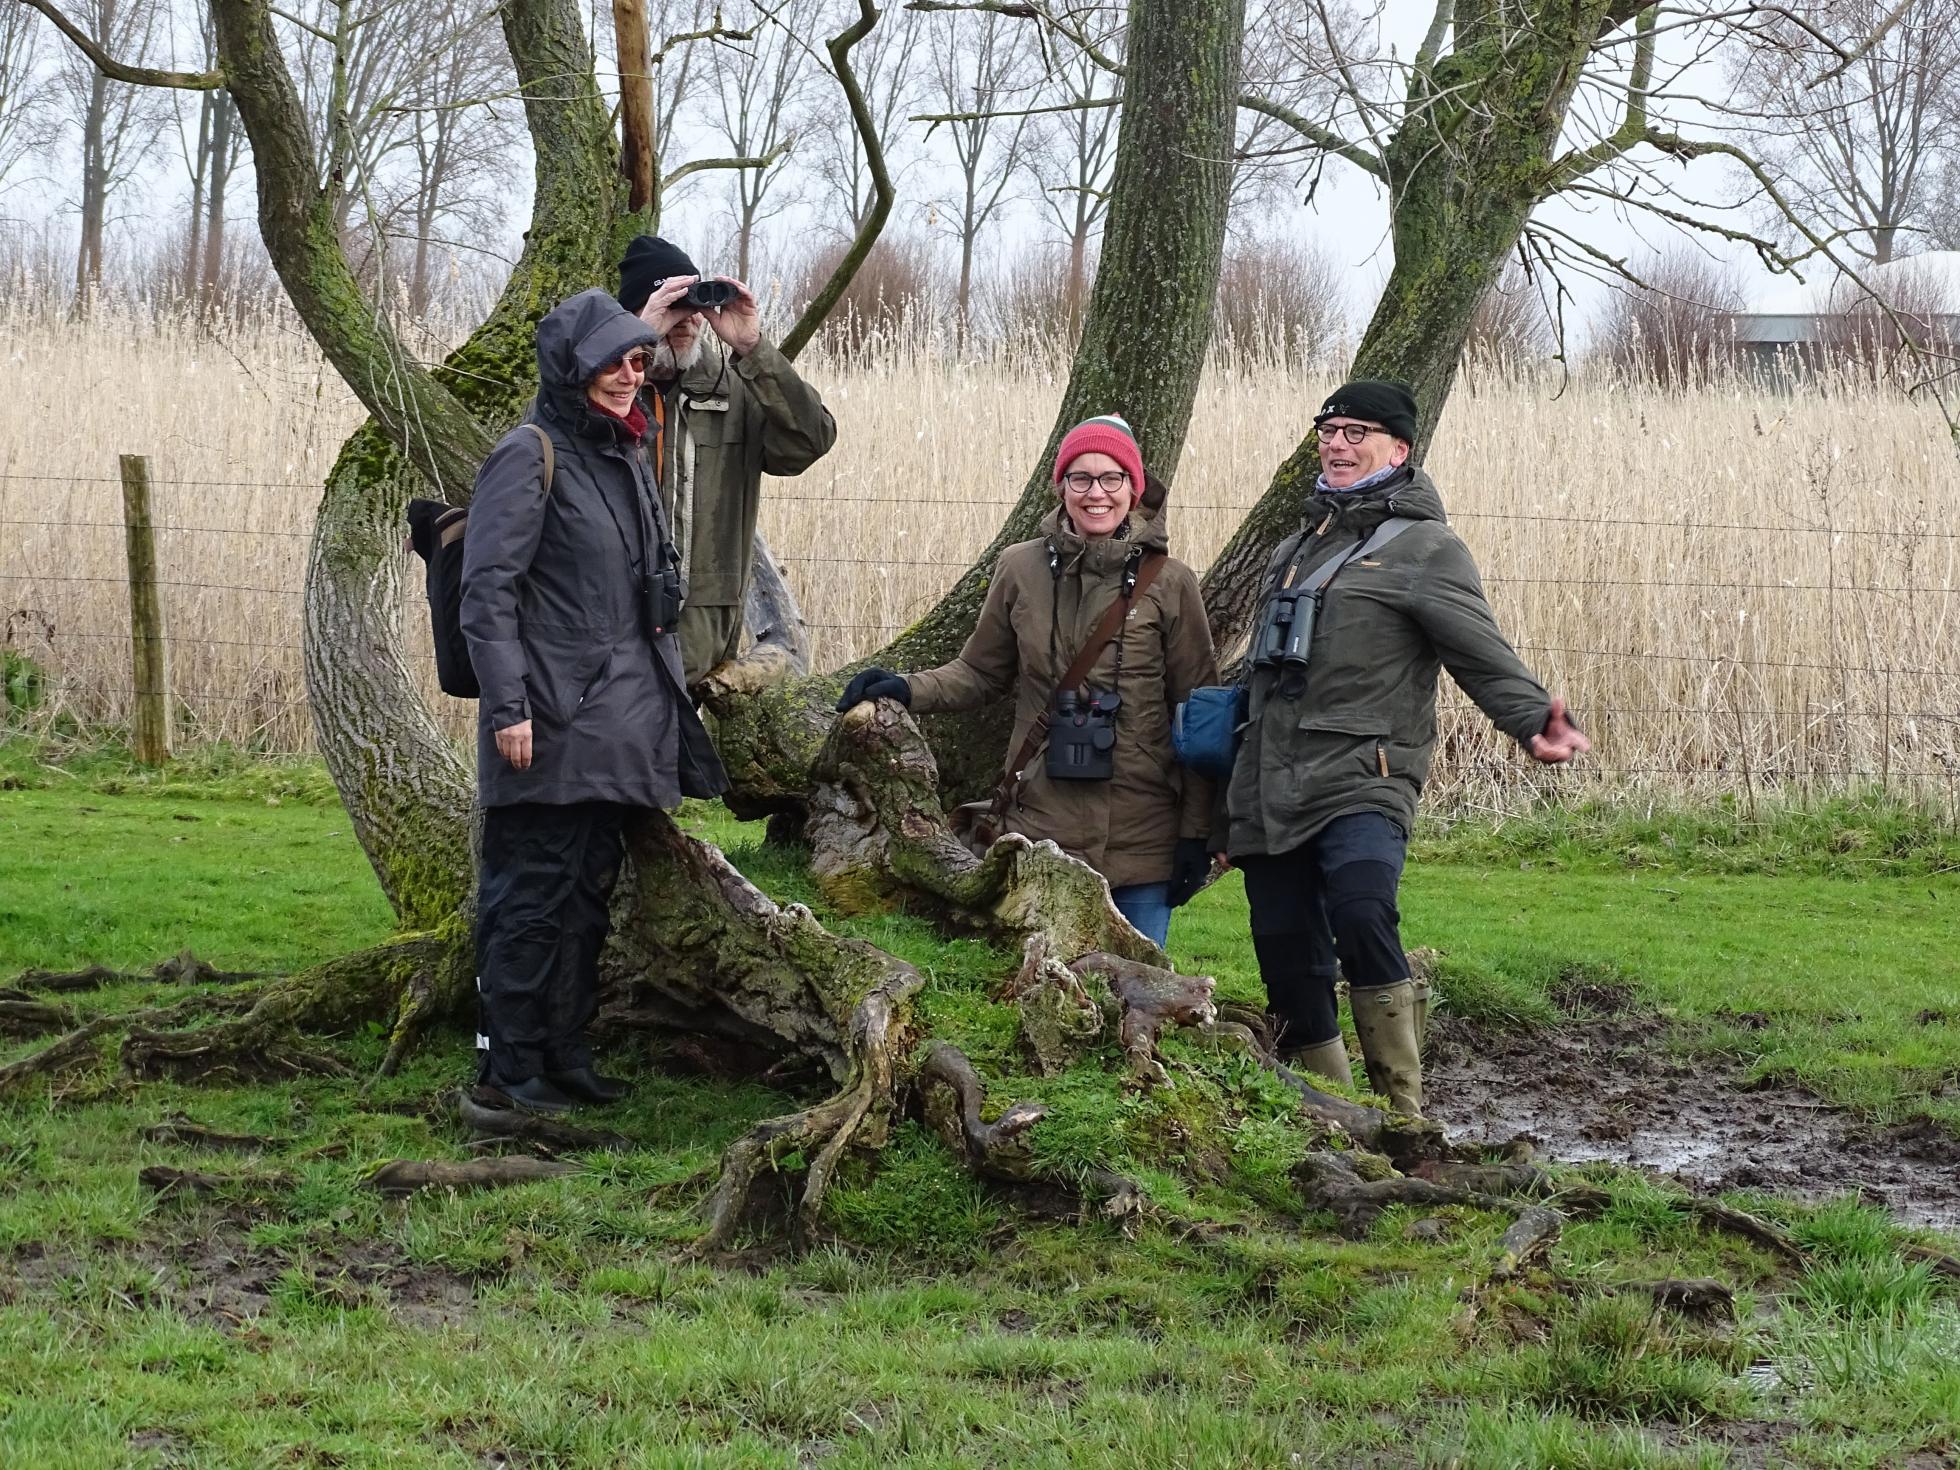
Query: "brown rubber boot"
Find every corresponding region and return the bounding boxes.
[1351,980,1423,1116]
[1279,1035,1352,1088]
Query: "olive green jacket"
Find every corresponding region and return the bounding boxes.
[649,336,836,682]
[907,485,1219,890]
[1226,467,1550,857]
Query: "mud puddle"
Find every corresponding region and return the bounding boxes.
[1424,1004,1960,1234]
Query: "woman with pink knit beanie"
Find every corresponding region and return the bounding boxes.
[836,415,1220,948]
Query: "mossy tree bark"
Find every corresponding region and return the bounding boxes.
[1199,0,1653,650]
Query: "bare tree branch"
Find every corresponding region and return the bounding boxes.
[781,0,894,360]
[908,0,1385,180]
[662,135,791,184]
[15,0,224,88]
[912,92,1117,127]
[1540,4,1656,194]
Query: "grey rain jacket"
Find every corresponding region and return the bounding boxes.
[461,288,728,809]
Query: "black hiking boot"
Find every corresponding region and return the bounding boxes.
[548,1066,628,1105]
[497,1076,578,1115]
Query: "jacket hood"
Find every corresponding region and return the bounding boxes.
[1039,467,1172,571]
[1308,464,1448,527]
[535,288,660,419]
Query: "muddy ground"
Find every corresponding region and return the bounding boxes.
[1425,986,1960,1232]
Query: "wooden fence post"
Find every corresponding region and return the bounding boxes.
[119,454,173,764]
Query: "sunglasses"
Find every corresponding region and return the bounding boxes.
[604,351,652,376]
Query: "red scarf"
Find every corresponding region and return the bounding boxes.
[593,398,649,443]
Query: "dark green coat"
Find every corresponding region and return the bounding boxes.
[1226,467,1549,857]
[649,337,836,682]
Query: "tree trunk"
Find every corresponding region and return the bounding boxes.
[864,0,1245,803]
[202,91,232,303]
[1199,0,1628,653]
[75,71,108,304]
[293,0,624,930]
[185,91,212,300]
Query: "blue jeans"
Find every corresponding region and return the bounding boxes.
[1111,882,1173,947]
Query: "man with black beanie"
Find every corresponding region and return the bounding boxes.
[616,235,837,684]
[1224,379,1589,1118]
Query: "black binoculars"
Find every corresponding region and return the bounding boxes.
[658,277,737,311]
[1252,587,1319,674]
[1047,687,1120,781]
[641,560,685,639]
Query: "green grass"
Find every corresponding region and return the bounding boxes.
[4,740,1960,1466]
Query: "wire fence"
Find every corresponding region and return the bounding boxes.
[4,468,1958,817]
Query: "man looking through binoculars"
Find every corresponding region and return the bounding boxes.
[617,235,837,685]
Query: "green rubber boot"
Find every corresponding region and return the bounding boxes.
[1351,980,1423,1117]
[1279,1035,1352,1088]
[1410,975,1433,1053]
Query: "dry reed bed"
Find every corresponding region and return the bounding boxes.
[2,303,1956,812]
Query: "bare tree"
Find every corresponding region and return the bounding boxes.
[704,0,817,278]
[384,0,519,313]
[0,0,56,207]
[805,0,923,234]
[919,6,1033,340]
[47,0,170,298]
[171,7,241,304]
[1029,30,1121,329]
[1724,0,1960,264]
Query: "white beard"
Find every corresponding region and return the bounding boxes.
[653,337,704,377]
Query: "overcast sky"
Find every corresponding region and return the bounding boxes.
[5,0,1854,342]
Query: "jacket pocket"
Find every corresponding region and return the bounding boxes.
[1295,710,1390,737]
[521,627,609,727]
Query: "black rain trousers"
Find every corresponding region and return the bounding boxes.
[475,801,628,1086]
[1237,811,1411,1048]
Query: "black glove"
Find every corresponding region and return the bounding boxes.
[1165,837,1214,908]
[836,666,911,712]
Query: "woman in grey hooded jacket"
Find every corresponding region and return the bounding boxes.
[461,287,726,1114]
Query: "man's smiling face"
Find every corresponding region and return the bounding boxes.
[1316,417,1408,489]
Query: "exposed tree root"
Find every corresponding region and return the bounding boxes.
[10,965,130,994]
[1488,1205,1565,1283]
[1681,1198,1807,1262]
[1067,952,1218,1088]
[1296,1148,1521,1236]
[119,934,462,1085]
[917,1042,1142,1221]
[364,1157,581,1195]
[139,1165,293,1199]
[802,700,1164,962]
[0,992,258,1101]
[0,992,78,1037]
[140,1117,285,1152]
[9,951,268,994]
[1612,1277,1736,1321]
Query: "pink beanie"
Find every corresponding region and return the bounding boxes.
[1053,414,1145,494]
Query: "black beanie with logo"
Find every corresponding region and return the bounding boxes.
[1314,379,1420,444]
[617,235,701,314]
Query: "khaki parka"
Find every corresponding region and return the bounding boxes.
[1226,466,1550,857]
[647,335,836,683]
[907,482,1219,890]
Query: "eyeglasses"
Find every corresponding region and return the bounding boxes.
[605,351,651,376]
[1317,422,1389,445]
[1062,471,1131,495]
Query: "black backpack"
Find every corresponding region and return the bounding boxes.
[406,424,554,699]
